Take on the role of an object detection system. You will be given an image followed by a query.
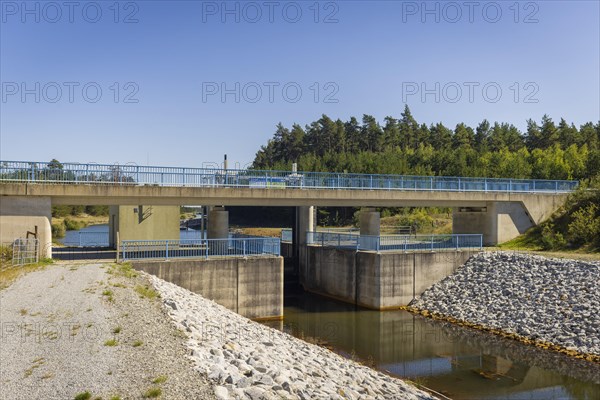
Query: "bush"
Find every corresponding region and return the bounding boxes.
[540,223,567,250]
[51,223,66,239]
[567,203,600,246]
[63,218,85,231]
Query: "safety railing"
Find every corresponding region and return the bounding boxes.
[66,232,110,247]
[121,237,280,261]
[307,231,483,252]
[0,160,578,194]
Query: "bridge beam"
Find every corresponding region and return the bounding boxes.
[0,196,52,258]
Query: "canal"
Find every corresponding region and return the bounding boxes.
[263,290,600,400]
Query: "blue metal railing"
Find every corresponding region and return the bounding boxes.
[306,231,483,252]
[121,237,281,261]
[0,160,578,194]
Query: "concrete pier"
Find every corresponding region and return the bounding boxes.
[359,208,380,236]
[291,242,479,309]
[207,206,229,239]
[132,256,284,320]
[109,205,179,247]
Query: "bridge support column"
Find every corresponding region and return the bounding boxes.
[0,196,52,258]
[294,206,315,282]
[360,208,380,236]
[207,206,229,239]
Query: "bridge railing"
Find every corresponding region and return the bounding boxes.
[121,237,280,261]
[0,160,578,193]
[307,231,483,252]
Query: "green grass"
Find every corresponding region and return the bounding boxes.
[135,285,159,300]
[109,396,122,400]
[112,326,121,334]
[74,392,92,400]
[104,339,118,347]
[142,387,162,398]
[108,263,138,279]
[102,289,113,296]
[152,375,168,384]
[132,340,143,347]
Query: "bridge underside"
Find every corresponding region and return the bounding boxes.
[1,183,567,247]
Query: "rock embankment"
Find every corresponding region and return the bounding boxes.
[410,252,600,361]
[149,275,435,400]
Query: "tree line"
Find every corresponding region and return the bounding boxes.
[252,105,600,180]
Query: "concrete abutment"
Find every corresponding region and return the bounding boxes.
[0,196,52,258]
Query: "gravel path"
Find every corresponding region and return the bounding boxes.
[0,263,215,400]
[149,274,435,400]
[409,252,600,362]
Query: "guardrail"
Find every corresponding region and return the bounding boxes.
[62,232,110,247]
[0,160,578,193]
[306,231,483,252]
[121,237,280,261]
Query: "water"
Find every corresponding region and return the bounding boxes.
[59,225,205,246]
[263,291,600,400]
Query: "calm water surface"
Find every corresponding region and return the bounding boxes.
[58,225,203,246]
[263,291,600,400]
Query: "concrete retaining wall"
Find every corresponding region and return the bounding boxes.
[132,256,283,320]
[0,196,52,258]
[301,246,478,309]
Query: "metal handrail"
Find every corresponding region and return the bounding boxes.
[306,231,483,252]
[121,237,281,261]
[0,160,578,194]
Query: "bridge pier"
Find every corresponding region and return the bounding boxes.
[207,206,229,239]
[109,205,179,248]
[0,196,52,258]
[294,206,315,280]
[360,208,380,236]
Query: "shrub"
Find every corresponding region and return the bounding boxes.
[51,223,66,239]
[540,223,567,250]
[567,203,600,246]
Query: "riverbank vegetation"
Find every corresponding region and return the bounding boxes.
[50,206,109,239]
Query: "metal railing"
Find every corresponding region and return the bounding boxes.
[62,232,110,247]
[0,160,578,194]
[306,231,483,252]
[281,229,293,242]
[121,237,280,261]
[12,238,39,266]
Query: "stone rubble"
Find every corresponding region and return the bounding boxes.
[410,252,600,358]
[148,275,435,400]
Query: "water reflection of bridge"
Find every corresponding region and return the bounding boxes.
[269,295,600,400]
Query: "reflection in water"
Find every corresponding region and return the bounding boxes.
[263,291,600,400]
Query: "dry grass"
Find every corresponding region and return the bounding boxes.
[0,259,53,291]
[235,227,283,237]
[52,214,108,227]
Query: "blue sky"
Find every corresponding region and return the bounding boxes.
[1,0,599,168]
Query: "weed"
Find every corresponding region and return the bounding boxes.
[109,396,122,400]
[24,357,45,377]
[104,339,118,347]
[142,388,162,398]
[112,326,121,334]
[152,375,168,384]
[74,392,92,400]
[133,340,143,347]
[108,263,138,279]
[20,308,27,316]
[41,372,54,380]
[135,285,158,300]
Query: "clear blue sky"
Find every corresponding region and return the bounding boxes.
[1,0,599,168]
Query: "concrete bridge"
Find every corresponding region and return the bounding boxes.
[0,160,577,258]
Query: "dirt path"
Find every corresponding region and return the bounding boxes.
[0,262,215,400]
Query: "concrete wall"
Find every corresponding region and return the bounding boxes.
[109,205,179,246]
[453,200,552,245]
[301,246,478,310]
[132,256,283,320]
[0,196,52,258]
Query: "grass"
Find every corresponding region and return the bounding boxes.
[112,326,122,334]
[102,289,114,302]
[0,258,54,291]
[135,285,159,300]
[133,340,143,347]
[24,357,45,377]
[104,339,118,347]
[108,262,138,279]
[20,308,28,316]
[74,392,92,400]
[152,375,168,384]
[142,388,162,398]
[109,396,122,400]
